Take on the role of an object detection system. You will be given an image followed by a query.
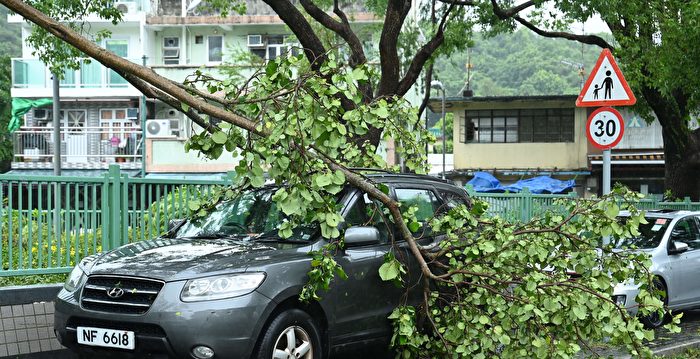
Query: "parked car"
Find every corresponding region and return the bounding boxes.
[612,210,700,328]
[54,173,470,358]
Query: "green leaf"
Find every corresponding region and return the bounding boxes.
[379,260,401,281]
[181,103,190,112]
[408,221,421,233]
[212,131,227,144]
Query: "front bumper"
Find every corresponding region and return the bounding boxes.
[612,282,640,316]
[54,280,272,358]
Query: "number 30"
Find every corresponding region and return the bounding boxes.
[594,119,616,137]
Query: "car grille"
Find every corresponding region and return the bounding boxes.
[67,317,167,338]
[81,275,164,314]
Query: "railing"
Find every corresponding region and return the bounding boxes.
[470,188,700,222]
[0,166,231,276]
[12,126,143,165]
[12,58,141,89]
[4,167,700,276]
[469,188,579,222]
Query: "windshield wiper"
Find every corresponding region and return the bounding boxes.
[253,232,310,243]
[181,232,245,240]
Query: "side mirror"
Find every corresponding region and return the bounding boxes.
[344,226,380,247]
[669,241,689,255]
[168,219,186,231]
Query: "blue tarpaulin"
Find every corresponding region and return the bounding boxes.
[467,171,575,194]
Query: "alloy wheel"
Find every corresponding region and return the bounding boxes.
[272,325,313,359]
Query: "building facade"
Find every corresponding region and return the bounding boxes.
[9,0,377,174]
[430,95,666,196]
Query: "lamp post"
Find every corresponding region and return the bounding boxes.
[430,80,446,179]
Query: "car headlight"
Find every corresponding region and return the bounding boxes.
[64,266,86,292]
[181,273,266,302]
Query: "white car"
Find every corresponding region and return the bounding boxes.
[612,210,700,328]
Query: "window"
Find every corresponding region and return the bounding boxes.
[207,35,223,63]
[463,108,574,143]
[395,188,440,236]
[106,39,128,86]
[195,35,203,44]
[437,189,470,213]
[163,36,180,65]
[100,109,135,144]
[249,35,298,62]
[343,193,391,244]
[670,217,700,250]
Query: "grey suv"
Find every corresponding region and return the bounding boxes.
[54,174,470,358]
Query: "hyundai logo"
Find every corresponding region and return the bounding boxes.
[106,287,125,299]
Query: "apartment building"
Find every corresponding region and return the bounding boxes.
[9,0,377,174]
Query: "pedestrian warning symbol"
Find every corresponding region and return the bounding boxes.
[576,48,636,107]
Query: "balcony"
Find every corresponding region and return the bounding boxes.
[12,126,143,170]
[11,58,143,98]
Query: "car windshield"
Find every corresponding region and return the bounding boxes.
[613,216,671,249]
[175,188,317,242]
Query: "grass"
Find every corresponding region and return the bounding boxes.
[0,272,67,287]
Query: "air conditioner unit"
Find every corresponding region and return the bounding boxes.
[247,34,263,47]
[33,109,49,120]
[126,108,138,119]
[163,37,179,48]
[115,1,137,14]
[146,119,173,137]
[163,37,180,65]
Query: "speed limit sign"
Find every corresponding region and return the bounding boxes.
[586,107,624,150]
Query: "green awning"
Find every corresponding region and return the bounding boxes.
[9,98,53,132]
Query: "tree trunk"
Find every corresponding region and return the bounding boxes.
[663,127,700,200]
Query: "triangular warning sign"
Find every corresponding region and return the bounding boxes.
[576,48,636,107]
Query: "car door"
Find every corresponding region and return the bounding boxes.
[665,216,700,307]
[330,190,403,345]
[392,186,444,305]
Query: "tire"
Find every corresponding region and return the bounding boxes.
[641,277,669,329]
[254,309,323,359]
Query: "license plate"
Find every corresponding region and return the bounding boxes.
[77,326,135,350]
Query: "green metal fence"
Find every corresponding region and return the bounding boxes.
[470,187,700,222]
[0,165,231,276]
[4,166,700,276]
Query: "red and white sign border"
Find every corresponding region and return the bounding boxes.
[585,107,625,150]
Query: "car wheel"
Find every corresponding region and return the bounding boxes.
[641,277,669,329]
[255,309,322,359]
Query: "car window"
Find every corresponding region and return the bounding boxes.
[614,216,670,249]
[437,189,470,213]
[671,217,700,250]
[395,188,439,221]
[344,193,392,244]
[395,188,440,236]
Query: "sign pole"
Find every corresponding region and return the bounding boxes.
[577,49,636,197]
[603,149,611,194]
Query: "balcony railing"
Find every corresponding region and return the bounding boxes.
[11,58,141,89]
[12,126,143,170]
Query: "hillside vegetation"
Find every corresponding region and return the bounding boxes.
[434,29,609,97]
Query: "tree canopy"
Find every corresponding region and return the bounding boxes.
[0,0,680,357]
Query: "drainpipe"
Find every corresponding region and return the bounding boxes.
[52,73,61,241]
[141,55,147,176]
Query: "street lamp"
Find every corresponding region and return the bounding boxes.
[430,80,446,179]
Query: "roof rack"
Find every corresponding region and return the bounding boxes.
[348,168,394,174]
[646,209,681,213]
